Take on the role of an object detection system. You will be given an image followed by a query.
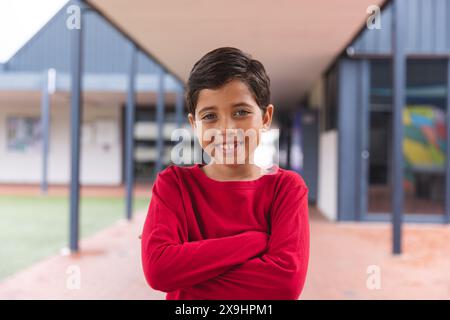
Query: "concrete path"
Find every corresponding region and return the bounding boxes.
[1,207,449,299]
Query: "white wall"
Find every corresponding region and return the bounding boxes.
[0,94,123,185]
[317,130,338,220]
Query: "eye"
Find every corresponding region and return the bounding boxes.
[201,113,217,121]
[234,109,251,117]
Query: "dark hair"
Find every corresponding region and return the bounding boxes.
[186,47,271,116]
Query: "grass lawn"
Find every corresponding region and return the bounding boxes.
[0,195,149,281]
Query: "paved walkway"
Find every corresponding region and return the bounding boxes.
[0,210,161,299]
[0,184,152,197]
[302,210,450,299]
[0,207,449,299]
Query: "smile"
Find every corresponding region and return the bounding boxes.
[214,141,244,152]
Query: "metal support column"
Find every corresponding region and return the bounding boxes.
[154,67,166,174]
[445,59,450,224]
[40,69,55,194]
[175,84,184,128]
[392,0,406,254]
[69,8,83,253]
[125,43,137,221]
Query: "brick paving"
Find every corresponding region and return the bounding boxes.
[0,184,152,197]
[0,210,162,299]
[302,210,450,299]
[0,206,449,299]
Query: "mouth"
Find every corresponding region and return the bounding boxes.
[214,141,245,153]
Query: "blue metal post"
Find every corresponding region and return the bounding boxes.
[154,67,165,174]
[125,43,137,220]
[445,59,450,224]
[40,70,50,194]
[175,84,184,128]
[69,7,83,253]
[392,0,406,254]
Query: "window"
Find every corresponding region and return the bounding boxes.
[6,116,41,152]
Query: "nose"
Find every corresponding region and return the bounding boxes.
[218,117,236,132]
[217,117,237,143]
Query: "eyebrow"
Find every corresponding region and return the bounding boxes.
[197,102,255,115]
[231,102,255,108]
[197,106,217,115]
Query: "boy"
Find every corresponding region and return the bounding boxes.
[141,47,309,299]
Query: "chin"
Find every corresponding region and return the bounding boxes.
[211,156,251,166]
[223,162,242,167]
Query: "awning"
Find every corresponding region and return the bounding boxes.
[87,0,386,108]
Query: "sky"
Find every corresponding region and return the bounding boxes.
[0,0,68,63]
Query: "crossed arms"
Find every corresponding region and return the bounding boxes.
[141,173,309,299]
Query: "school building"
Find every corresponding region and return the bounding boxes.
[305,0,450,224]
[1,0,448,246]
[0,0,185,187]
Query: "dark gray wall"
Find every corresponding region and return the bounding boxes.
[352,0,450,55]
[337,58,363,221]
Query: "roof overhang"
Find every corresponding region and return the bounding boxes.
[87,0,386,109]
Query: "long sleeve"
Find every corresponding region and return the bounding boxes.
[183,182,310,300]
[141,168,269,293]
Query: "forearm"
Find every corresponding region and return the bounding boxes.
[142,230,269,292]
[184,250,309,300]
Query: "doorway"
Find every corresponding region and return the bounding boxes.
[362,59,448,221]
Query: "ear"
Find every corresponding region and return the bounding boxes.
[188,113,196,130]
[262,104,274,130]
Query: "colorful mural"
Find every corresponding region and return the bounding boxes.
[403,105,446,190]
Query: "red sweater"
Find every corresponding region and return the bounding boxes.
[141,163,309,300]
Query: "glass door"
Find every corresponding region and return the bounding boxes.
[365,59,447,217]
[367,59,393,214]
[402,59,447,215]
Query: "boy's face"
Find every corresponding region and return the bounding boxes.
[188,79,273,165]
